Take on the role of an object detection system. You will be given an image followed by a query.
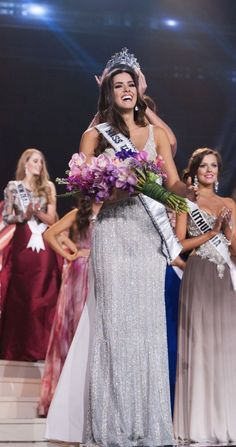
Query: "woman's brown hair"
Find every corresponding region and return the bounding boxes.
[77,65,147,237]
[94,65,147,156]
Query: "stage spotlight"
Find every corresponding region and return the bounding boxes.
[164,19,179,28]
[22,3,47,17]
[0,1,15,15]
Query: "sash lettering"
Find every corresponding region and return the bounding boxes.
[188,199,236,290]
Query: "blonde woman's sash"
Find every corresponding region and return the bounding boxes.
[15,181,47,253]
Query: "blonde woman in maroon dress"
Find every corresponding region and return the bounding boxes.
[0,148,62,361]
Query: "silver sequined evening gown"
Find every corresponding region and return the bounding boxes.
[46,125,173,446]
[86,126,173,446]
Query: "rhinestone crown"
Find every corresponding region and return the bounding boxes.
[105,47,140,71]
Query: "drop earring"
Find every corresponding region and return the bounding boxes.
[214,180,219,193]
[194,175,199,188]
[134,105,139,111]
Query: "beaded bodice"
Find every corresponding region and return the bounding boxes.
[143,124,157,160]
[188,210,229,278]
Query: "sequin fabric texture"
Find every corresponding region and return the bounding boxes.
[85,126,174,447]
[188,211,227,278]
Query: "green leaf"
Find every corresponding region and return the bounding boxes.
[141,182,189,213]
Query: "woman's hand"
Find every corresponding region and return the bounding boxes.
[220,207,233,231]
[23,203,34,221]
[33,202,42,216]
[171,255,186,271]
[66,251,79,262]
[218,206,233,245]
[65,248,90,262]
[186,176,199,202]
[136,69,147,98]
[95,68,109,87]
[210,213,224,237]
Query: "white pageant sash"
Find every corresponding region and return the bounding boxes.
[96,122,137,154]
[15,182,47,253]
[187,199,236,290]
[96,122,182,263]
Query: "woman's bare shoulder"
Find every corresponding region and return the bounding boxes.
[152,125,169,140]
[152,125,172,154]
[56,208,78,227]
[66,208,79,219]
[46,208,79,234]
[222,196,236,209]
[5,180,17,190]
[48,180,55,188]
[47,180,56,194]
[82,126,99,140]
[79,126,100,156]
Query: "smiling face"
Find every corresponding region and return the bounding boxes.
[112,71,137,110]
[197,153,219,188]
[25,151,43,177]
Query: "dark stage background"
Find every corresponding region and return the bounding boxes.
[1,0,236,216]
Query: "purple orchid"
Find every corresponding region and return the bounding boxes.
[115,148,136,160]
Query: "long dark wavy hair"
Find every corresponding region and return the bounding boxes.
[77,65,147,237]
[94,65,147,155]
[183,147,222,184]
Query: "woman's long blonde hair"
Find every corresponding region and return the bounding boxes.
[15,148,51,201]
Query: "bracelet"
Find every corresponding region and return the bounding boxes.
[221,233,232,246]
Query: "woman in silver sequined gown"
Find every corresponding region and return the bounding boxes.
[46,65,189,446]
[173,148,236,444]
[86,135,172,447]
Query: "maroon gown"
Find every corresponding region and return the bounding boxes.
[0,180,62,361]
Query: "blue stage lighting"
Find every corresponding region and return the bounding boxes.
[23,3,47,17]
[164,19,179,28]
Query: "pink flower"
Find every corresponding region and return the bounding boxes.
[135,150,149,162]
[155,155,165,169]
[91,154,112,170]
[68,153,86,168]
[68,153,87,176]
[69,166,82,177]
[115,168,137,189]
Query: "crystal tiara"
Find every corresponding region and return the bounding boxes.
[105,47,140,71]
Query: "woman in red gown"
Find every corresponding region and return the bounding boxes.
[0,148,62,361]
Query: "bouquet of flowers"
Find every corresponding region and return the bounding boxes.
[56,148,189,213]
